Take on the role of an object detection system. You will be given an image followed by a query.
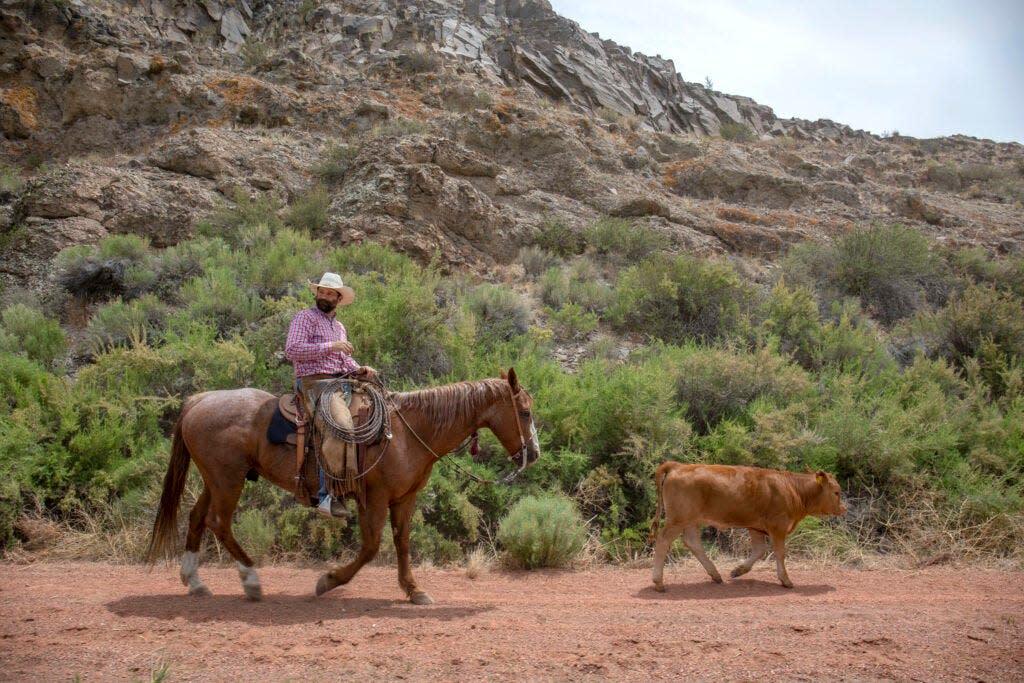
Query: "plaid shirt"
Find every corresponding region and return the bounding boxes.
[284,306,361,378]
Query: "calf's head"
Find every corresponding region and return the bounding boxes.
[811,470,847,517]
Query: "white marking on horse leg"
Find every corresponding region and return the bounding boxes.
[237,562,263,601]
[180,551,210,596]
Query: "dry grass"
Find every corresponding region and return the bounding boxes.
[464,546,495,579]
[715,206,774,226]
[887,498,1024,569]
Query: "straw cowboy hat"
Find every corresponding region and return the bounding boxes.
[309,272,355,306]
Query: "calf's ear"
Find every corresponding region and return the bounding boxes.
[815,470,828,486]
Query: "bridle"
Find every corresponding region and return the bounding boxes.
[394,381,537,485]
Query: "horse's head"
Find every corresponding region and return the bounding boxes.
[489,367,541,471]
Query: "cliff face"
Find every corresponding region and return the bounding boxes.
[1,0,1022,294]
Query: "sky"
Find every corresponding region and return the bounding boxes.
[546,0,1024,143]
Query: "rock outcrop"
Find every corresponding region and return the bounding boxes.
[0,0,1021,296]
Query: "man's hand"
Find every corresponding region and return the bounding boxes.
[330,339,354,355]
[355,366,380,382]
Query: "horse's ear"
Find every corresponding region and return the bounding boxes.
[500,369,508,380]
[506,367,520,393]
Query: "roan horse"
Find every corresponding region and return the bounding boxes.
[146,369,540,604]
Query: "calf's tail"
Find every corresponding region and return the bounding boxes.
[647,463,671,545]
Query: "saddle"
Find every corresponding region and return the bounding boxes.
[270,379,383,510]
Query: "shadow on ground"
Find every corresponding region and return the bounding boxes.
[635,578,835,601]
[106,593,495,625]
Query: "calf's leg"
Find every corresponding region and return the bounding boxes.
[682,526,722,584]
[769,530,794,588]
[651,521,683,592]
[731,529,768,578]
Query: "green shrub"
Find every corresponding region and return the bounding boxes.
[285,186,330,233]
[56,236,154,302]
[833,224,950,325]
[396,50,442,74]
[0,304,66,367]
[370,118,431,139]
[925,161,961,191]
[465,285,530,346]
[719,121,756,143]
[907,284,1024,396]
[0,165,23,194]
[314,144,360,184]
[243,228,324,299]
[234,508,275,561]
[330,248,460,381]
[518,245,560,279]
[534,216,585,258]
[181,268,265,336]
[539,350,693,530]
[539,261,614,315]
[584,217,666,263]
[960,163,1007,183]
[546,303,598,339]
[760,279,823,369]
[611,254,755,344]
[83,295,167,356]
[949,247,1024,298]
[782,224,951,326]
[817,300,896,376]
[674,346,814,433]
[202,187,284,243]
[96,234,151,261]
[78,326,255,400]
[240,38,269,69]
[438,84,493,112]
[497,494,586,569]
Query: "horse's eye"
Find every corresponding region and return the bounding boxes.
[519,410,531,418]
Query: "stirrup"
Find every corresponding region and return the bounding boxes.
[316,495,350,519]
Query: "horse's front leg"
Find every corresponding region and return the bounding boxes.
[315,496,388,597]
[390,494,432,605]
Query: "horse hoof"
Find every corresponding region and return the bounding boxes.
[244,584,263,601]
[316,574,338,597]
[189,584,211,598]
[410,591,434,605]
[652,583,665,593]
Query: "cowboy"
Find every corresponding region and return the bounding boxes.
[285,272,378,518]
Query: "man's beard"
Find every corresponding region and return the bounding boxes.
[315,298,336,313]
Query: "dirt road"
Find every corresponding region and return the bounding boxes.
[1,561,1022,681]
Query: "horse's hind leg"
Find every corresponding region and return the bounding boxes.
[315,497,388,597]
[390,494,432,605]
[180,486,212,597]
[205,477,263,601]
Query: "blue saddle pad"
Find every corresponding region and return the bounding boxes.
[266,405,297,444]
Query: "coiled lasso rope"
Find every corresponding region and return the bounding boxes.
[316,379,391,444]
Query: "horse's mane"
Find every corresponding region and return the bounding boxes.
[391,378,507,432]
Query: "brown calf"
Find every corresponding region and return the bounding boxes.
[648,462,847,590]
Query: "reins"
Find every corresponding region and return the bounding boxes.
[390,381,533,485]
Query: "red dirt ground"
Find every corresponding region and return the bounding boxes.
[1,561,1022,681]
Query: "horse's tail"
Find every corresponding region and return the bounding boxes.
[145,410,192,564]
[647,462,671,545]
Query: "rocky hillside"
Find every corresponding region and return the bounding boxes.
[2,0,1022,300]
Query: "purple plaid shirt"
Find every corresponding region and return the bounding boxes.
[284,307,361,378]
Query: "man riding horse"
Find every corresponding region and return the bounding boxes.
[285,272,378,518]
